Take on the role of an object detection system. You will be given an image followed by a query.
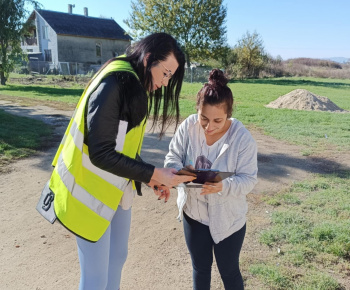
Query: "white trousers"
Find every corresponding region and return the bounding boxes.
[76,205,132,290]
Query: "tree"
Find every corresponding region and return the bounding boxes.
[124,0,227,67]
[0,0,40,85]
[231,31,266,79]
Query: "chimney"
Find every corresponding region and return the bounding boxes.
[84,7,88,17]
[68,4,75,14]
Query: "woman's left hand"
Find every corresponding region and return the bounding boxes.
[154,185,171,202]
[148,180,171,202]
[200,181,223,195]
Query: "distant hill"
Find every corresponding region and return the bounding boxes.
[284,58,342,69]
[325,57,350,63]
[274,57,350,79]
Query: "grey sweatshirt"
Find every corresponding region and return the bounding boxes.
[164,114,258,243]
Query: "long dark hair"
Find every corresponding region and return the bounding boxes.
[122,33,185,135]
[87,33,185,136]
[196,69,234,118]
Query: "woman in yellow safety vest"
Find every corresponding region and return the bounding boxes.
[50,32,194,290]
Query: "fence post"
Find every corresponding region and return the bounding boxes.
[190,65,195,83]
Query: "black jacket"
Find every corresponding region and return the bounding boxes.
[84,71,155,194]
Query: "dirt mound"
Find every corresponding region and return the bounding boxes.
[265,89,348,112]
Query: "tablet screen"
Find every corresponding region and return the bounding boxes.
[177,168,234,184]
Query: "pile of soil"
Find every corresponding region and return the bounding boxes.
[265,89,348,112]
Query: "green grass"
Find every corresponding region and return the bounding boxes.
[0,109,53,170]
[250,263,342,290]
[253,173,350,289]
[0,83,83,104]
[229,77,350,153]
[175,77,350,153]
[1,76,350,153]
[249,264,293,289]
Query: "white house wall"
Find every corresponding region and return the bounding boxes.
[21,13,40,54]
[21,13,41,56]
[35,11,59,64]
[57,35,130,64]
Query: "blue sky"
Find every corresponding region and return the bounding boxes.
[29,0,350,60]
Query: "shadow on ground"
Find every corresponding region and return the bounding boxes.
[257,153,349,180]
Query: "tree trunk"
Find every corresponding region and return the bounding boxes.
[0,71,6,85]
[1,42,8,85]
[186,52,191,69]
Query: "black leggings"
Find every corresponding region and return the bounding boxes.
[183,212,246,290]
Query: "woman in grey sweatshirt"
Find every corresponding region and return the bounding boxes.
[164,69,258,290]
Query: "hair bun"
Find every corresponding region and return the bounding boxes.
[208,69,228,87]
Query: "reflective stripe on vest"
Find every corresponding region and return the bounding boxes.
[49,58,147,242]
[56,153,115,221]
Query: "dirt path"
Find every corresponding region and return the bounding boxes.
[1,100,349,290]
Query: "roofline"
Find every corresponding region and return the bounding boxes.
[34,10,55,33]
[33,9,132,41]
[56,33,131,41]
[35,8,119,22]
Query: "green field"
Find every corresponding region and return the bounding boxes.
[1,76,349,163]
[181,77,350,154]
[2,77,350,150]
[0,83,83,104]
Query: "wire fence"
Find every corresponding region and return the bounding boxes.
[13,61,101,76]
[13,60,215,82]
[184,66,213,83]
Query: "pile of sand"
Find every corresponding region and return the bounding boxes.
[265,89,348,113]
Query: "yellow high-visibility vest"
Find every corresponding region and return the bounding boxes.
[49,58,147,242]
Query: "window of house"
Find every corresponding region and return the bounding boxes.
[27,49,33,52]
[96,43,102,57]
[42,26,48,39]
[44,49,52,62]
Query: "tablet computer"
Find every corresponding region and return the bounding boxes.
[176,168,234,184]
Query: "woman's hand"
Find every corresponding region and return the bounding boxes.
[152,168,195,188]
[147,180,171,202]
[154,185,171,202]
[185,164,195,170]
[200,181,223,195]
[147,179,161,190]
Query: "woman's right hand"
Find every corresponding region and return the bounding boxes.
[151,168,195,188]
